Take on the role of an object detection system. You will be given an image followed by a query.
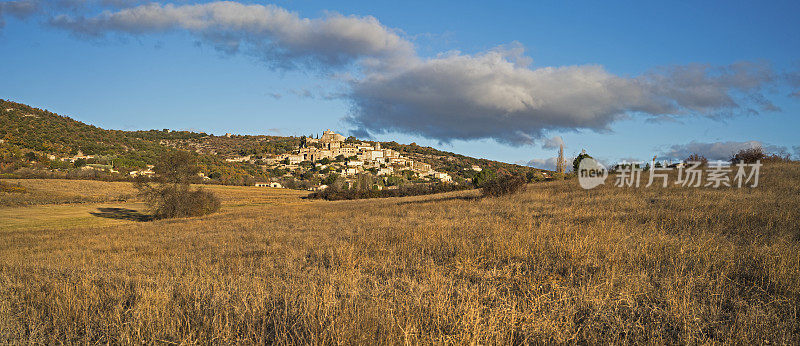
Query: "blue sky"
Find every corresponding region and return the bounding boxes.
[1,0,798,168]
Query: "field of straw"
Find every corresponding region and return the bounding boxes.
[1,163,799,343]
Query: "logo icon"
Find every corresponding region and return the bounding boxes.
[578,158,608,189]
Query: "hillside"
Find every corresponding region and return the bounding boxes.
[1,99,543,187]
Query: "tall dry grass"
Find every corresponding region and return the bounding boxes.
[1,163,798,343]
[0,179,136,206]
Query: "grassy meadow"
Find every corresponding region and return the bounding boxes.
[1,163,799,343]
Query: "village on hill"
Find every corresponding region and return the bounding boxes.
[225,130,462,190]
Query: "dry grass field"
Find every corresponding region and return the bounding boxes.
[0,180,308,232]
[1,163,799,343]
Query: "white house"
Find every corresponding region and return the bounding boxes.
[346,160,364,166]
[433,172,452,182]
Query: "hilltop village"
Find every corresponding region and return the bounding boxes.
[229,130,460,190]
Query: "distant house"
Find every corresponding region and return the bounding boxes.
[287,155,303,164]
[471,165,482,172]
[255,182,283,188]
[129,166,155,177]
[346,160,364,166]
[225,155,251,163]
[309,184,329,191]
[433,172,452,182]
[412,161,432,172]
[129,170,155,177]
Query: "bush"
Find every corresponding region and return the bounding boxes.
[730,147,764,164]
[572,152,592,173]
[730,146,792,164]
[136,151,221,219]
[686,153,708,165]
[0,181,27,193]
[308,183,467,201]
[138,184,220,219]
[480,174,527,197]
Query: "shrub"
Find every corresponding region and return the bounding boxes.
[0,181,27,193]
[136,151,221,219]
[729,146,792,164]
[572,152,592,173]
[686,153,708,165]
[480,173,527,197]
[308,183,467,201]
[730,147,764,164]
[139,185,220,219]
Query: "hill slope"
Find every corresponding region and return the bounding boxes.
[1,99,542,186]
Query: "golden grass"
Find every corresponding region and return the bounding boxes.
[0,179,136,206]
[1,164,799,343]
[0,202,148,233]
[0,181,309,232]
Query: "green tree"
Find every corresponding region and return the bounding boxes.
[572,151,592,173]
[24,152,38,162]
[472,169,496,188]
[73,158,87,168]
[154,151,200,184]
[323,173,339,186]
[136,151,220,219]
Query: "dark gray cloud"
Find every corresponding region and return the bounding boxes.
[346,46,789,145]
[48,1,416,71]
[0,0,39,28]
[659,140,788,161]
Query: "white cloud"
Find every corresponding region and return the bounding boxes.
[49,1,416,70]
[521,156,577,172]
[522,157,559,171]
[542,136,565,150]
